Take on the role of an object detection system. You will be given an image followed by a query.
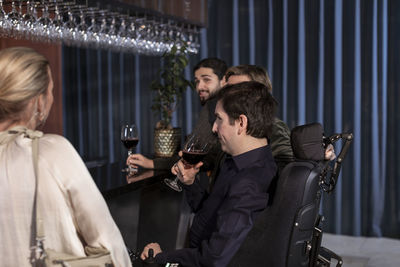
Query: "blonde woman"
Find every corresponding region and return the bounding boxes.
[0,47,131,266]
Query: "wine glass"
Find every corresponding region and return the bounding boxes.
[49,2,63,42]
[6,0,22,38]
[0,0,8,37]
[87,8,101,47]
[62,5,77,45]
[75,9,89,46]
[121,124,139,174]
[164,134,210,192]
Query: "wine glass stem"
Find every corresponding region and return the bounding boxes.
[127,150,137,173]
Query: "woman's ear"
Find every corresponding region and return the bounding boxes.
[36,94,46,119]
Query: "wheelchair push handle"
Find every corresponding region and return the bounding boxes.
[322,132,353,193]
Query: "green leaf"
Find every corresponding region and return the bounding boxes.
[150,42,191,129]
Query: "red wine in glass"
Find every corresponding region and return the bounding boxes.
[164,134,210,192]
[122,138,139,150]
[181,150,207,166]
[121,124,139,174]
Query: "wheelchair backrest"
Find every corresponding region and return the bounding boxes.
[229,123,325,267]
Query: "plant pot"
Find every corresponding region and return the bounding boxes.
[154,127,181,158]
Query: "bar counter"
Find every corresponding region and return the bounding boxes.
[89,162,192,262]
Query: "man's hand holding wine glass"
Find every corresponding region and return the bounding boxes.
[171,151,203,186]
[164,133,211,191]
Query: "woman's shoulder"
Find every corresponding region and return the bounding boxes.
[38,134,78,156]
[37,134,89,183]
[40,133,72,145]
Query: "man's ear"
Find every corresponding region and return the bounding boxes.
[220,75,227,87]
[237,114,248,135]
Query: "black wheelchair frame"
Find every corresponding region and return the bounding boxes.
[229,123,353,267]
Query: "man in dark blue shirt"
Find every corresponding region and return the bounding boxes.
[140,81,278,267]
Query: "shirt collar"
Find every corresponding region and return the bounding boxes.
[230,145,271,171]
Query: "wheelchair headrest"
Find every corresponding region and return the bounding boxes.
[291,123,325,161]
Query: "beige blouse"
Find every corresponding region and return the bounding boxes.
[0,129,131,267]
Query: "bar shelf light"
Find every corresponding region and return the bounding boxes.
[0,0,201,55]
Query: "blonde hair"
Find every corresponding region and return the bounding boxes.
[225,64,272,93]
[0,47,49,123]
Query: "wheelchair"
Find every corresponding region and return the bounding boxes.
[228,122,353,267]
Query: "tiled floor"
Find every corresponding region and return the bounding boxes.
[322,233,400,267]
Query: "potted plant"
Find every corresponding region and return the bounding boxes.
[151,43,193,157]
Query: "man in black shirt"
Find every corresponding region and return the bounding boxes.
[140,81,278,267]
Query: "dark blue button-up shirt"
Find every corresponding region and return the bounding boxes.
[155,145,277,267]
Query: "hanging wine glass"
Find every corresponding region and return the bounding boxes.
[75,9,89,46]
[124,17,139,52]
[135,16,149,54]
[20,0,34,39]
[0,0,10,37]
[115,15,128,52]
[157,21,169,54]
[62,5,78,45]
[48,1,64,42]
[0,0,200,55]
[36,1,52,42]
[104,13,119,50]
[87,8,101,48]
[6,0,23,38]
[97,10,109,48]
[186,24,199,54]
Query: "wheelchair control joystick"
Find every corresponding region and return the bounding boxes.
[143,248,163,267]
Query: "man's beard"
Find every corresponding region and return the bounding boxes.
[200,97,207,106]
[199,90,217,106]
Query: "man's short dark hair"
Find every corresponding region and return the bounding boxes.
[193,58,227,80]
[216,81,277,138]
